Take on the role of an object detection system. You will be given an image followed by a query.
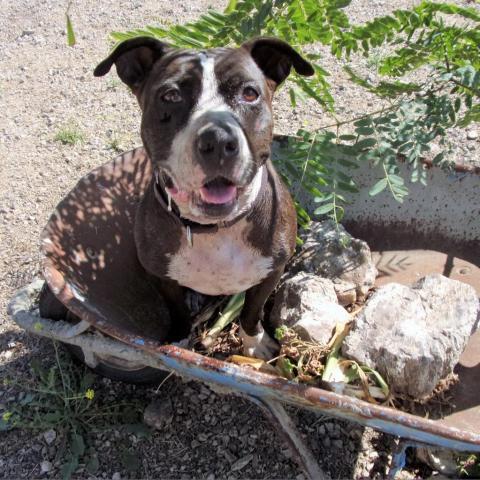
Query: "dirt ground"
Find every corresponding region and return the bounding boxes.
[1,0,478,479]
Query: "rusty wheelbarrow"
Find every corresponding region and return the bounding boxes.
[8,139,480,479]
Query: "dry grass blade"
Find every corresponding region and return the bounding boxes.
[227,355,279,375]
[322,321,351,382]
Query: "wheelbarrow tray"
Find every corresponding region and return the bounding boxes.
[8,140,480,456]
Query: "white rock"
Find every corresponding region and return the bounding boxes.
[466,129,478,140]
[43,429,56,445]
[271,272,350,345]
[343,274,479,398]
[40,461,52,473]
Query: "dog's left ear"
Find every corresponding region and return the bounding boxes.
[94,37,170,92]
[242,37,314,88]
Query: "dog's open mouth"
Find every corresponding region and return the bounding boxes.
[163,173,238,210]
[199,177,237,205]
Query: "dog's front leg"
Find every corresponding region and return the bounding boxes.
[159,278,192,342]
[239,268,283,359]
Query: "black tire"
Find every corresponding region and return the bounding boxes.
[38,282,170,385]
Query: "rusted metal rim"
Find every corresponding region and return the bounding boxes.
[31,268,480,449]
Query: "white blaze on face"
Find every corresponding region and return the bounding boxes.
[167,52,261,222]
[193,53,228,118]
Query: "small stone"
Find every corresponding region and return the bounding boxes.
[40,461,52,473]
[230,454,253,472]
[333,280,357,306]
[112,473,121,480]
[343,274,479,397]
[332,440,343,449]
[43,429,56,445]
[322,437,331,448]
[466,129,478,140]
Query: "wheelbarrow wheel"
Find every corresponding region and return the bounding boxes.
[38,282,171,385]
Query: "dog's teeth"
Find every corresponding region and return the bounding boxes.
[167,191,172,212]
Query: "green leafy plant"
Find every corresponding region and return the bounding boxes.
[109,0,479,224]
[1,341,147,479]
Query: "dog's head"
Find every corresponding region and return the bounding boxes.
[94,37,313,224]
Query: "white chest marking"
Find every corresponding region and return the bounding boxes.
[167,219,273,295]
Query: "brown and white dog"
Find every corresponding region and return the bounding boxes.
[94,36,313,357]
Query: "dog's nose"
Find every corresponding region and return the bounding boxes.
[197,124,239,160]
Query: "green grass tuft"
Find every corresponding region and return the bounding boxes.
[54,124,85,145]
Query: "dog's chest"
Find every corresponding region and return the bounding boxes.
[166,220,273,295]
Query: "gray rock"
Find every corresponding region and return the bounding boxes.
[343,274,479,398]
[143,397,174,430]
[294,221,377,305]
[271,272,350,345]
[416,447,458,476]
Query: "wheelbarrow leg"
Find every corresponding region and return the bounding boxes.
[386,439,410,479]
[250,397,330,480]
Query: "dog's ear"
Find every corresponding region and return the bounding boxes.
[94,37,170,91]
[242,37,314,88]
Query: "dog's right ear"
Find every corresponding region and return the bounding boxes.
[94,37,170,92]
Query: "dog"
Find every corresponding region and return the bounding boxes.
[94,36,314,358]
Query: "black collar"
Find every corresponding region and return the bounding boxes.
[152,169,266,235]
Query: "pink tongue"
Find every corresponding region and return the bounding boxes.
[199,184,237,205]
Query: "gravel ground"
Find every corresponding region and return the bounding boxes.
[0,1,478,479]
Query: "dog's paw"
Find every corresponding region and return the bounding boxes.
[239,326,279,360]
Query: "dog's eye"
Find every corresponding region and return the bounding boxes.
[162,89,182,103]
[242,86,259,103]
